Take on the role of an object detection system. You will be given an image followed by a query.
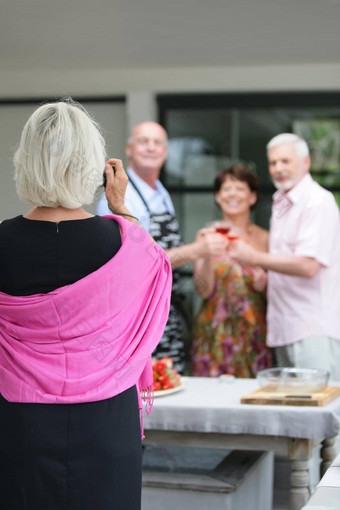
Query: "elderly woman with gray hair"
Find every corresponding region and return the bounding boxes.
[0,100,172,510]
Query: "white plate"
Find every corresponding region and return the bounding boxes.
[154,381,185,398]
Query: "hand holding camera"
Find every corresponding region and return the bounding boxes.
[104,159,139,224]
[103,159,128,211]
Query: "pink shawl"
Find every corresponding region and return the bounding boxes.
[0,215,172,434]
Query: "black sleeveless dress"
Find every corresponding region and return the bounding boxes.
[0,215,142,510]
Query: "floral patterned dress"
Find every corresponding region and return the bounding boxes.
[191,255,273,378]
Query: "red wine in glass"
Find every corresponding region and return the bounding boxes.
[227,234,239,241]
[215,226,230,237]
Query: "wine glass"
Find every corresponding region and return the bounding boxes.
[226,226,239,241]
[205,220,231,238]
[206,221,240,241]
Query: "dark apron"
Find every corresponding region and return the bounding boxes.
[129,177,188,373]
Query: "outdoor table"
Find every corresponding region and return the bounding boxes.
[144,377,340,510]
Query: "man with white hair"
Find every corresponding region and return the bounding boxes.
[97,121,227,373]
[229,133,340,379]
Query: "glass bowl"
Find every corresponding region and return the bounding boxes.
[256,367,330,393]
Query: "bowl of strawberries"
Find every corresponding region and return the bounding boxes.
[152,357,183,397]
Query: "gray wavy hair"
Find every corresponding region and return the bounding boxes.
[266,133,309,159]
[14,99,106,208]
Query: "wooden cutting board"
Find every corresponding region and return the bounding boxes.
[241,386,340,407]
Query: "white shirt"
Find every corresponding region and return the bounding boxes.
[96,167,175,231]
[267,173,340,347]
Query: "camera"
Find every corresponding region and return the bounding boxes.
[103,165,115,188]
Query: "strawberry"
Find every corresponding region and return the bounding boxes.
[152,357,181,392]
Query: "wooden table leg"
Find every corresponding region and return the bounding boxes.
[289,459,310,510]
[320,436,336,478]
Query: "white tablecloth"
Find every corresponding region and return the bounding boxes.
[144,377,340,440]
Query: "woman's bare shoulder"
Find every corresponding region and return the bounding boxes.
[251,224,269,251]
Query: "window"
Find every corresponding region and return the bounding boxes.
[158,92,340,243]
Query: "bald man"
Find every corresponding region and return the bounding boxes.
[97,122,226,373]
[98,122,172,231]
